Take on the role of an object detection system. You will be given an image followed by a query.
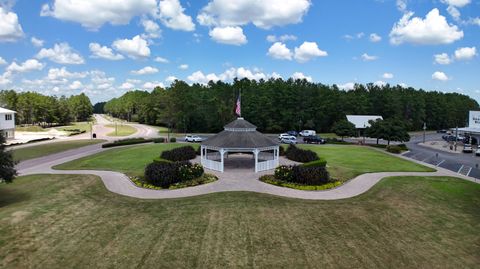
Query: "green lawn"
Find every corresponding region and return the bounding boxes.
[12,139,105,162]
[56,122,92,133]
[301,144,435,181]
[0,174,478,268]
[55,143,193,177]
[105,124,137,136]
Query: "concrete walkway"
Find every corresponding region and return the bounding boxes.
[17,145,479,200]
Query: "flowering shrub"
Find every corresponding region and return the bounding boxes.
[161,146,196,162]
[144,161,205,188]
[274,165,294,181]
[178,163,204,181]
[285,145,319,163]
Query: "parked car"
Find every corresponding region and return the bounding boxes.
[281,136,297,144]
[437,129,448,133]
[278,133,292,140]
[287,130,298,137]
[475,148,480,156]
[303,135,326,144]
[463,144,473,153]
[299,130,316,137]
[185,135,203,142]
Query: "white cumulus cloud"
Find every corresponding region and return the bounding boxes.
[209,26,247,45]
[156,0,195,31]
[389,9,463,45]
[291,72,312,82]
[131,66,159,75]
[37,43,85,64]
[197,0,311,29]
[141,19,161,39]
[369,33,382,42]
[112,35,151,59]
[31,37,44,47]
[434,53,452,65]
[0,56,6,65]
[267,42,293,60]
[338,82,355,91]
[40,0,157,30]
[179,64,189,70]
[361,53,378,61]
[154,56,169,63]
[432,71,449,81]
[382,73,394,79]
[69,80,84,90]
[89,43,124,60]
[441,0,470,7]
[266,34,297,43]
[454,46,476,61]
[294,41,327,63]
[0,7,24,42]
[6,59,44,73]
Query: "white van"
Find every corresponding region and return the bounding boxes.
[299,130,316,137]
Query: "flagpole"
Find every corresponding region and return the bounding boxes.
[239,88,242,118]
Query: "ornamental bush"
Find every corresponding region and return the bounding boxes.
[285,145,319,163]
[102,138,152,148]
[153,137,165,143]
[160,146,196,162]
[170,137,177,143]
[144,161,204,188]
[291,165,330,185]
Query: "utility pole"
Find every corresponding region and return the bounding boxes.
[90,121,93,139]
[423,122,426,144]
[115,121,118,136]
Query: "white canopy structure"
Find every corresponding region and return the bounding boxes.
[200,118,280,173]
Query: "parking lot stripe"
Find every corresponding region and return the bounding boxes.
[436,160,445,166]
[422,156,432,162]
[466,167,472,177]
[457,165,464,174]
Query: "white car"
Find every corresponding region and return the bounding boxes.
[278,133,292,140]
[299,130,316,137]
[281,136,297,144]
[476,148,480,156]
[463,144,473,153]
[185,135,203,142]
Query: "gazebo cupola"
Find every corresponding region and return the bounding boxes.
[200,118,280,173]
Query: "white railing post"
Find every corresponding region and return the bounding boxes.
[254,149,259,173]
[220,149,225,173]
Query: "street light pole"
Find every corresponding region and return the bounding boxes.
[423,122,426,144]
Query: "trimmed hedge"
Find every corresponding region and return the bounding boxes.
[160,146,196,162]
[274,165,331,185]
[153,137,165,143]
[386,145,402,154]
[144,161,204,188]
[302,158,327,168]
[170,137,176,143]
[102,138,152,148]
[285,145,319,163]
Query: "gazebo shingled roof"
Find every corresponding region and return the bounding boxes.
[202,118,278,149]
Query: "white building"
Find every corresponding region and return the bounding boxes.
[456,111,480,143]
[0,107,16,140]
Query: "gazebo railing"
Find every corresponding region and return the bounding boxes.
[201,158,223,172]
[256,159,279,172]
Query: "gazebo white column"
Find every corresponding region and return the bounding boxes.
[254,149,259,173]
[220,149,225,172]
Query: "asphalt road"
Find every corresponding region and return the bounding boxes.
[404,133,480,179]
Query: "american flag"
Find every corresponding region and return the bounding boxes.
[235,96,241,117]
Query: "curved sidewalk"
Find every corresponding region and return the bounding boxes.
[17,145,478,200]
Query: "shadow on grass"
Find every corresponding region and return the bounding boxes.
[0,186,30,208]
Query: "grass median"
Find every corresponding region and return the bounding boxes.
[105,124,137,137]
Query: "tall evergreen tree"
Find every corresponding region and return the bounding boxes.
[0,133,16,183]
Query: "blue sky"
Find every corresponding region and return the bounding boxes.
[0,0,479,103]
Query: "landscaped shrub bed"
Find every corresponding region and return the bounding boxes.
[273,164,332,186]
[325,138,352,144]
[285,145,319,163]
[131,174,217,190]
[144,161,205,188]
[102,138,152,148]
[170,137,176,143]
[153,137,165,143]
[161,146,196,162]
[259,175,341,191]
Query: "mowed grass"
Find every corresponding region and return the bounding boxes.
[301,144,435,181]
[105,124,137,137]
[55,143,195,177]
[12,139,105,162]
[0,174,479,268]
[56,122,92,133]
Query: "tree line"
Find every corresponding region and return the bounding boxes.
[102,78,478,133]
[0,90,93,126]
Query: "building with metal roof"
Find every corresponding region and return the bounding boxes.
[200,117,280,173]
[346,115,383,129]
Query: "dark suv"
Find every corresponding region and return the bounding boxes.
[303,136,326,144]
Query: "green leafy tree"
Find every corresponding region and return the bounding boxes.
[332,119,356,141]
[0,133,16,183]
[366,119,410,145]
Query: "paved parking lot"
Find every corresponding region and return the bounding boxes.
[405,133,480,180]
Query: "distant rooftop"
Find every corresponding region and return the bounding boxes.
[0,107,16,114]
[346,115,382,129]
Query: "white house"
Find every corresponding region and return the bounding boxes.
[0,107,16,140]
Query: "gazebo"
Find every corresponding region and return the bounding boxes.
[200,117,280,173]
